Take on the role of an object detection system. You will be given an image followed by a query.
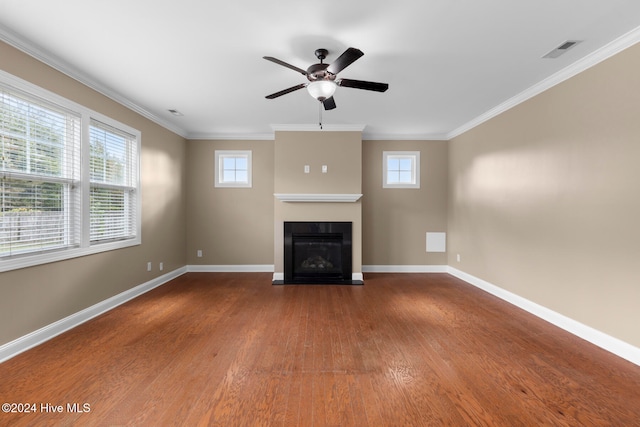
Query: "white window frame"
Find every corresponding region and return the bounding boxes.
[88,119,139,244]
[214,150,252,188]
[383,151,420,189]
[0,70,141,273]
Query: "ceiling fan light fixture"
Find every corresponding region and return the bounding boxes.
[307,80,337,101]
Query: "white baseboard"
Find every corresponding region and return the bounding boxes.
[0,267,187,364]
[447,266,640,367]
[362,265,448,273]
[187,264,275,273]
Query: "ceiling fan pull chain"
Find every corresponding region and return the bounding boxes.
[319,100,323,130]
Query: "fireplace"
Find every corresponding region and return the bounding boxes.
[279,221,361,285]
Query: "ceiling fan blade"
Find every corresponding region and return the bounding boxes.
[265,83,307,99]
[326,47,364,75]
[323,96,336,110]
[263,56,308,75]
[338,78,389,92]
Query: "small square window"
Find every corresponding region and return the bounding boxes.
[215,150,252,188]
[383,151,420,188]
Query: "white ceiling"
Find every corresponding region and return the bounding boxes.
[1,0,640,140]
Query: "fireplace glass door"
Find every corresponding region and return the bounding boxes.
[293,234,343,280]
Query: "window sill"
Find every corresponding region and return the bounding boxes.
[0,238,141,273]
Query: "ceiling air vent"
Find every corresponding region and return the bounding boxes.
[543,40,582,59]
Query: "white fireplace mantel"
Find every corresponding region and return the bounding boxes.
[274,193,363,203]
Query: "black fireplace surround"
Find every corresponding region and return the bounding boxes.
[277,221,362,285]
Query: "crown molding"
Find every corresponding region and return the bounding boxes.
[362,132,449,141]
[271,124,366,132]
[448,25,640,140]
[0,24,189,139]
[188,129,450,142]
[187,132,275,141]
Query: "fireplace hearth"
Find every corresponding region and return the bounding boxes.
[277,221,362,285]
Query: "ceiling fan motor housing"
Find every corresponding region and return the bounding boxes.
[305,48,336,82]
[306,63,336,82]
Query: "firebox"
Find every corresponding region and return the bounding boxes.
[280,221,361,285]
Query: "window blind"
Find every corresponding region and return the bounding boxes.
[89,120,137,243]
[0,88,81,257]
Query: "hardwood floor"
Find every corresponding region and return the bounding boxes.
[1,272,639,426]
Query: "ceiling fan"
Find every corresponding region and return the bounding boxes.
[263,47,389,110]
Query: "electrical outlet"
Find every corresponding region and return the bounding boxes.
[159,262,164,271]
[322,165,328,173]
[147,262,152,271]
[304,165,310,174]
[197,250,203,258]
[456,254,461,262]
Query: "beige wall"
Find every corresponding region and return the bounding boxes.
[186,139,274,265]
[274,131,362,194]
[362,140,448,266]
[448,42,640,347]
[0,41,188,346]
[184,133,452,274]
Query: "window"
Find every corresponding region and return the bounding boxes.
[0,71,140,272]
[383,151,420,188]
[0,90,81,257]
[215,150,252,188]
[89,120,138,243]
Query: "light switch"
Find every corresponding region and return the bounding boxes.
[304,165,310,174]
[322,165,328,173]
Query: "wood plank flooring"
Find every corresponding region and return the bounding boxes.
[1,272,639,426]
